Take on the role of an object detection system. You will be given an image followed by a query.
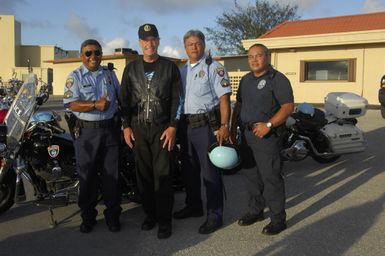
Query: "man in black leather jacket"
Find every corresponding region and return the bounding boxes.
[120,24,181,239]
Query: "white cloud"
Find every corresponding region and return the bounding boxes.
[65,13,101,42]
[161,45,182,58]
[363,0,385,12]
[265,0,322,11]
[103,37,129,54]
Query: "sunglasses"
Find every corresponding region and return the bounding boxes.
[84,50,102,57]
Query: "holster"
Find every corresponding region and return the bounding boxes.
[206,105,220,132]
[64,112,80,140]
[273,124,287,137]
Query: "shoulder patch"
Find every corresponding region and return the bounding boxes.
[65,78,74,89]
[64,90,74,99]
[220,78,230,87]
[216,67,225,77]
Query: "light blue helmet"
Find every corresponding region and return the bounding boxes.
[208,142,240,170]
[296,102,315,117]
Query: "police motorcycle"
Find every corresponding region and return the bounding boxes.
[281,92,368,163]
[0,74,80,224]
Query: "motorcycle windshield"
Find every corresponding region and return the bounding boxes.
[4,74,38,150]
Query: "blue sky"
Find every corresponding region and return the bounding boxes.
[1,0,385,58]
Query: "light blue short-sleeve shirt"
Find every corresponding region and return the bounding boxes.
[63,65,120,121]
[179,55,232,115]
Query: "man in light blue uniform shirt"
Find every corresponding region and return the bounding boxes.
[173,29,232,234]
[63,39,122,234]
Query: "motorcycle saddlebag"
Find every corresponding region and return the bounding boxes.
[320,123,366,154]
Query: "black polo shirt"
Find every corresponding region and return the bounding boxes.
[236,67,293,124]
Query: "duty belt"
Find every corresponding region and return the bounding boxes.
[184,113,208,128]
[78,118,116,129]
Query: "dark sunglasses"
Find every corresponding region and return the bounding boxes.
[84,50,102,57]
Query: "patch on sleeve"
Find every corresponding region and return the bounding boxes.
[216,67,225,77]
[64,90,74,99]
[220,78,230,87]
[65,77,74,89]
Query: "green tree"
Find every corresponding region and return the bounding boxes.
[205,0,300,55]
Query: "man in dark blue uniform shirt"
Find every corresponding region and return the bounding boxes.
[231,43,294,235]
[63,39,122,233]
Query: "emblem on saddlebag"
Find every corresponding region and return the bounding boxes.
[47,145,60,158]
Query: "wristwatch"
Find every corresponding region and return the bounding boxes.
[266,121,273,128]
[221,123,229,129]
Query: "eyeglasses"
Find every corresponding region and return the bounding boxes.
[84,50,102,57]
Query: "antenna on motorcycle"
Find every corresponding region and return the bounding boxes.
[205,50,212,66]
[27,59,33,73]
[107,63,116,71]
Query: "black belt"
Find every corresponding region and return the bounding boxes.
[184,113,208,128]
[78,118,116,129]
[184,113,207,123]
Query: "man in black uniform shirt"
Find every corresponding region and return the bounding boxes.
[230,43,294,235]
[120,24,181,239]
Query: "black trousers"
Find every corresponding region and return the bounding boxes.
[75,126,122,223]
[178,119,223,216]
[243,129,286,223]
[132,122,174,225]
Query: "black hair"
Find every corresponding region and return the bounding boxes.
[248,43,270,55]
[80,39,102,52]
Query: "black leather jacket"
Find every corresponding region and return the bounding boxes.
[120,56,181,128]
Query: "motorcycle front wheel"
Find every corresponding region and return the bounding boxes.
[0,170,16,215]
[311,154,341,164]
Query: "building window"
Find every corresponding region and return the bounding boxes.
[300,59,356,82]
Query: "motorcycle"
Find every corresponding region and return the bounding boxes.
[0,74,144,227]
[281,92,368,163]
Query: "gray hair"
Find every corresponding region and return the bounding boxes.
[183,30,205,46]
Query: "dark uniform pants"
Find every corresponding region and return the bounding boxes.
[74,127,122,223]
[243,129,286,223]
[132,123,174,225]
[179,119,223,216]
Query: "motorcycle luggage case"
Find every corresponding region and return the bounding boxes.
[324,92,368,119]
[321,123,366,154]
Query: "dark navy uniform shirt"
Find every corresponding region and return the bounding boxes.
[236,67,293,124]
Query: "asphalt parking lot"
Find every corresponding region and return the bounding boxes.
[0,109,384,256]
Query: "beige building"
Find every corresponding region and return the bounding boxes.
[242,11,385,105]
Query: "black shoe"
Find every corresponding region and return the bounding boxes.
[106,220,121,232]
[157,224,172,239]
[262,221,287,235]
[79,220,96,233]
[173,207,204,219]
[238,212,264,226]
[198,217,223,234]
[141,217,156,231]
